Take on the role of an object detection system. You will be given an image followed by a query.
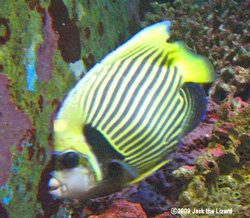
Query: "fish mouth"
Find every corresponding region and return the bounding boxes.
[48,178,68,198]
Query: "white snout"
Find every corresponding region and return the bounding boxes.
[48,178,68,198]
[48,167,95,199]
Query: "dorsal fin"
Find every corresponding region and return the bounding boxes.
[88,21,217,84]
[180,82,207,135]
[96,21,172,65]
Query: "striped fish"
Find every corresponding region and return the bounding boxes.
[48,21,217,199]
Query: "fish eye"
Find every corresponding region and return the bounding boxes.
[61,151,80,169]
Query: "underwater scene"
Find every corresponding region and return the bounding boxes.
[0,0,249,217]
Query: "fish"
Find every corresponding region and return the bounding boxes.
[48,21,217,199]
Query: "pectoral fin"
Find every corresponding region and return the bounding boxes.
[84,160,139,199]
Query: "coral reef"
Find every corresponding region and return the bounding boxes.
[88,200,147,218]
[143,0,250,102]
[0,0,140,217]
[174,96,250,217]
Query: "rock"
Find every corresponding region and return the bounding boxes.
[88,200,146,218]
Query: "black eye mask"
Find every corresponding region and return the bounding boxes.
[62,151,80,168]
[52,151,88,170]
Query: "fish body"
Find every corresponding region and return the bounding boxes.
[48,21,217,199]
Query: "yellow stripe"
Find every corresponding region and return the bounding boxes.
[116,66,174,151]
[108,49,165,139]
[129,92,188,168]
[86,61,120,124]
[127,106,186,168]
[91,59,139,126]
[91,45,156,128]
[111,51,166,142]
[85,43,154,124]
[120,73,182,156]
[130,135,178,169]
[98,47,158,131]
[125,94,183,162]
[73,69,103,122]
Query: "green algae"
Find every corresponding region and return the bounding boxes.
[64,0,140,68]
[0,0,140,217]
[0,2,73,216]
[1,146,44,217]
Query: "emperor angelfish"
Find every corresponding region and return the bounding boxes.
[48,21,217,199]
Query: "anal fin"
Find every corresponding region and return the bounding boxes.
[129,158,172,185]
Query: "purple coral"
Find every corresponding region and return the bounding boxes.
[0,74,32,188]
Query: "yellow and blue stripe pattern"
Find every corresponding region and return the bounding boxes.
[54,21,216,184]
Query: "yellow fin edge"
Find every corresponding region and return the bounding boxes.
[129,159,172,184]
